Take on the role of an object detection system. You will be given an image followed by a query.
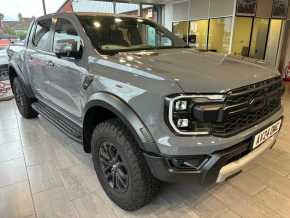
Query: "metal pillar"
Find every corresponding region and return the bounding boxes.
[42,0,47,15]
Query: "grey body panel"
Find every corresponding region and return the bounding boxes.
[108,49,280,93]
[8,12,282,157]
[84,92,159,153]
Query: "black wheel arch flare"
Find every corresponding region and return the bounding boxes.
[83,92,160,154]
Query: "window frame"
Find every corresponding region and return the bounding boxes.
[31,17,53,52]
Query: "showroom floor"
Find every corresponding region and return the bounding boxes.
[0,84,290,218]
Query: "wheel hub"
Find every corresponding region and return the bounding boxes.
[99,141,129,193]
[15,86,24,107]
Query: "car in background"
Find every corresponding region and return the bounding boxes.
[0,39,10,48]
[0,46,13,100]
[0,46,9,80]
[0,34,17,45]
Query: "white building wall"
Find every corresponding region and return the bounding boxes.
[172,1,189,21]
[164,3,173,30]
[164,0,236,27]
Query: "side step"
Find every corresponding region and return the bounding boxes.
[32,101,83,143]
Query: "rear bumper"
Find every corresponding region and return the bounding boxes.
[144,133,278,184]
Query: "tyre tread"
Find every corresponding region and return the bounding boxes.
[91,118,160,211]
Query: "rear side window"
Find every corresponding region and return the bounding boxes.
[53,18,82,54]
[32,18,52,51]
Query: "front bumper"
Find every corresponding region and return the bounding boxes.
[144,131,278,184]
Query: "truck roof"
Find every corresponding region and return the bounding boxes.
[38,12,144,20]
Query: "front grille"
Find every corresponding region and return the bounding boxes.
[212,77,284,137]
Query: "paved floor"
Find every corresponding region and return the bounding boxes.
[0,83,290,218]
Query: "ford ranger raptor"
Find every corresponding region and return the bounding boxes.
[8,13,284,210]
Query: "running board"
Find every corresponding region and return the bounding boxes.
[32,101,83,143]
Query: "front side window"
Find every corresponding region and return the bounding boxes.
[53,18,82,56]
[32,18,52,51]
[78,16,185,54]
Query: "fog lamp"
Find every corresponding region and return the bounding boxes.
[170,156,209,171]
[177,119,189,128]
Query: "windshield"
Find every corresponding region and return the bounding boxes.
[78,15,186,54]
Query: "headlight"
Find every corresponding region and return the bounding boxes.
[166,94,225,136]
[175,100,188,111]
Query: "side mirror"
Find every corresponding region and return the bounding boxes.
[54,39,82,59]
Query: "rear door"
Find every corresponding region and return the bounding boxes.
[25,17,53,99]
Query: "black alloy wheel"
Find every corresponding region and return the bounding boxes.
[99,141,129,193]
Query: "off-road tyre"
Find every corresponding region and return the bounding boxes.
[91,118,160,211]
[13,77,38,119]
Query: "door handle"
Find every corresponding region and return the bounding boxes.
[47,61,55,68]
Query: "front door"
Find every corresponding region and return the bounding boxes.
[45,17,84,122]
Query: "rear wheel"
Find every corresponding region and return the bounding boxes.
[13,78,38,119]
[91,118,160,211]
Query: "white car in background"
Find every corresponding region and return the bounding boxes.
[0,47,13,101]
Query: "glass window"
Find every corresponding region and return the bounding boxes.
[236,0,257,16]
[189,20,209,49]
[116,2,139,16]
[265,19,283,65]
[249,18,269,59]
[72,1,114,13]
[172,21,189,43]
[53,18,82,55]
[232,17,253,56]
[32,18,52,51]
[208,17,232,54]
[78,16,185,54]
[28,22,37,45]
[141,5,157,22]
[272,0,289,18]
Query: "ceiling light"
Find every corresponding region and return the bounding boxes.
[94,21,101,28]
[115,18,122,23]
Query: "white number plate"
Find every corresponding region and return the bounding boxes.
[253,120,282,149]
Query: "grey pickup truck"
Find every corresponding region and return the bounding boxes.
[8,12,284,210]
